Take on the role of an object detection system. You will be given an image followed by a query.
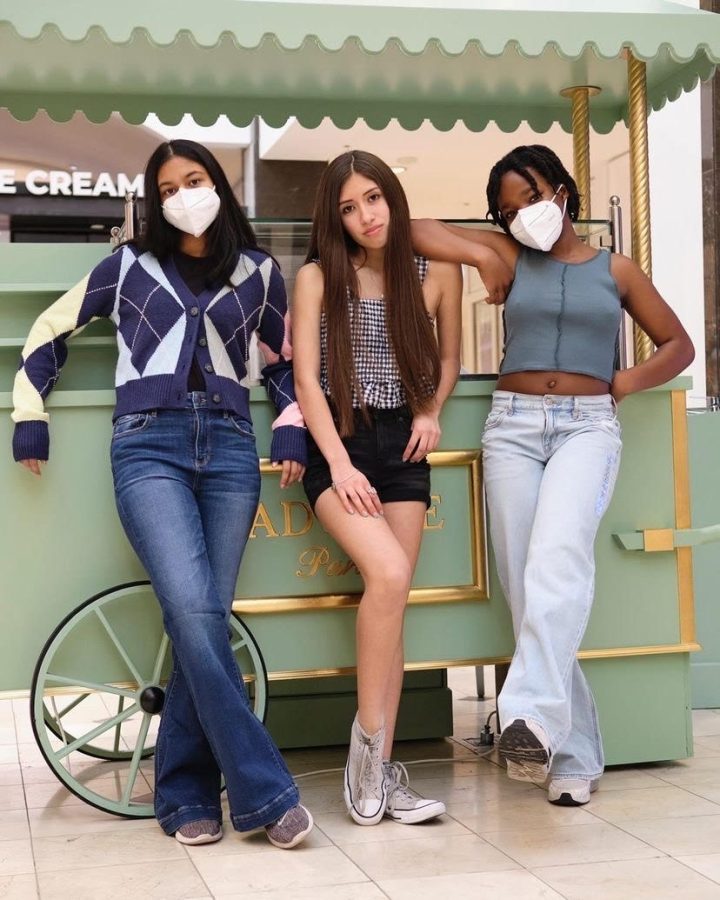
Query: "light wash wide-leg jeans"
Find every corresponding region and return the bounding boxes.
[481,390,622,782]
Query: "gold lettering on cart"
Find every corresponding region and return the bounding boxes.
[296,547,360,578]
[249,496,444,540]
[249,503,280,539]
[424,494,445,531]
[281,501,314,537]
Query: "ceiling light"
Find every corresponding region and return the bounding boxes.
[391,166,406,174]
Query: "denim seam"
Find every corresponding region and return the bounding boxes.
[229,782,299,830]
[158,803,224,835]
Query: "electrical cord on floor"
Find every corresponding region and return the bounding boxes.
[292,733,498,781]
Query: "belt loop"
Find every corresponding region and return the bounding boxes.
[509,393,516,415]
[573,396,580,420]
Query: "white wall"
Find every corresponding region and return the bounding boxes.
[648,0,706,402]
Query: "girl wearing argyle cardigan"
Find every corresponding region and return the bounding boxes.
[12,141,313,849]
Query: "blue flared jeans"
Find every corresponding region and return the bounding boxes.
[110,393,298,834]
[482,391,622,782]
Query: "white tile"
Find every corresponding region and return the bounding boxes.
[694,736,720,757]
[36,859,209,900]
[482,822,661,868]
[0,840,34,877]
[0,747,19,766]
[676,853,720,884]
[27,805,156,838]
[651,757,720,788]
[22,780,86,809]
[192,845,368,895]
[0,766,22,788]
[692,711,720,737]
[340,833,518,881]
[379,869,564,900]
[0,786,26,813]
[534,856,720,899]
[596,768,668,791]
[620,814,720,856]
[0,873,38,899]
[33,828,186,872]
[407,773,539,813]
[587,785,720,823]
[0,728,18,747]
[314,810,471,845]
[0,811,30,843]
[450,794,597,834]
[206,885,386,900]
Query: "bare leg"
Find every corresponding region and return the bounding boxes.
[380,501,426,758]
[314,491,416,735]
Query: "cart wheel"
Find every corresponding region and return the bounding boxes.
[30,581,268,818]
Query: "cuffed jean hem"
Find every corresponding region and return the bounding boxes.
[230,783,299,832]
[158,803,223,836]
[551,772,604,782]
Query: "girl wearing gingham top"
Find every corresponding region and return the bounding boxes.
[293,151,462,828]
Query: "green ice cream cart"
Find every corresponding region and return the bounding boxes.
[1,0,719,817]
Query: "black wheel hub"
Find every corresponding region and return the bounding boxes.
[139,685,165,714]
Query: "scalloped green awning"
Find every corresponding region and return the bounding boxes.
[1,0,720,133]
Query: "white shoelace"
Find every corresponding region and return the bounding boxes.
[384,761,418,808]
[357,737,384,802]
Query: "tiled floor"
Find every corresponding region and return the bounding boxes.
[4,668,720,898]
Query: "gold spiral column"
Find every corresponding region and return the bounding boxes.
[627,52,655,363]
[560,85,600,222]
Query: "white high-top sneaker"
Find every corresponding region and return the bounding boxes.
[383,761,446,824]
[343,715,387,825]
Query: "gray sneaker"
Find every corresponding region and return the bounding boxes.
[265,804,314,849]
[548,778,599,806]
[174,819,222,845]
[344,715,387,825]
[499,718,552,783]
[383,761,446,824]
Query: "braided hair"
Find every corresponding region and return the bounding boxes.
[486,145,580,234]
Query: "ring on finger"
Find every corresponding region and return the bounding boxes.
[366,486,378,495]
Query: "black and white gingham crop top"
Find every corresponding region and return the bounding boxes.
[319,255,430,409]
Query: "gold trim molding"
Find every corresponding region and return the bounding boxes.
[265,642,702,682]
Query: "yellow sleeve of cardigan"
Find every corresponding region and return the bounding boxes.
[11,274,92,425]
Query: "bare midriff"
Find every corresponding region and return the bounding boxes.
[496,371,610,396]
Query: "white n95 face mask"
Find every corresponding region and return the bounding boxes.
[162,186,220,237]
[509,187,567,252]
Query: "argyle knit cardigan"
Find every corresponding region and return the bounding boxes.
[11,244,307,465]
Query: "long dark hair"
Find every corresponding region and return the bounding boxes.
[486,144,580,234]
[306,150,440,437]
[133,139,263,286]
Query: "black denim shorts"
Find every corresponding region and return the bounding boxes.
[303,406,432,510]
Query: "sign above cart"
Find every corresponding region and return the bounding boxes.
[1,0,720,133]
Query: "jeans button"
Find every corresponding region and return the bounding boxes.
[212,393,221,403]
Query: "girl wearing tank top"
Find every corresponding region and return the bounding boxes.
[412,145,694,807]
[293,151,462,827]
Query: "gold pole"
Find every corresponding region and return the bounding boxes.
[627,52,655,363]
[560,85,600,221]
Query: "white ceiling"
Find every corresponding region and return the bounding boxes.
[0,109,630,223]
[259,117,631,220]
